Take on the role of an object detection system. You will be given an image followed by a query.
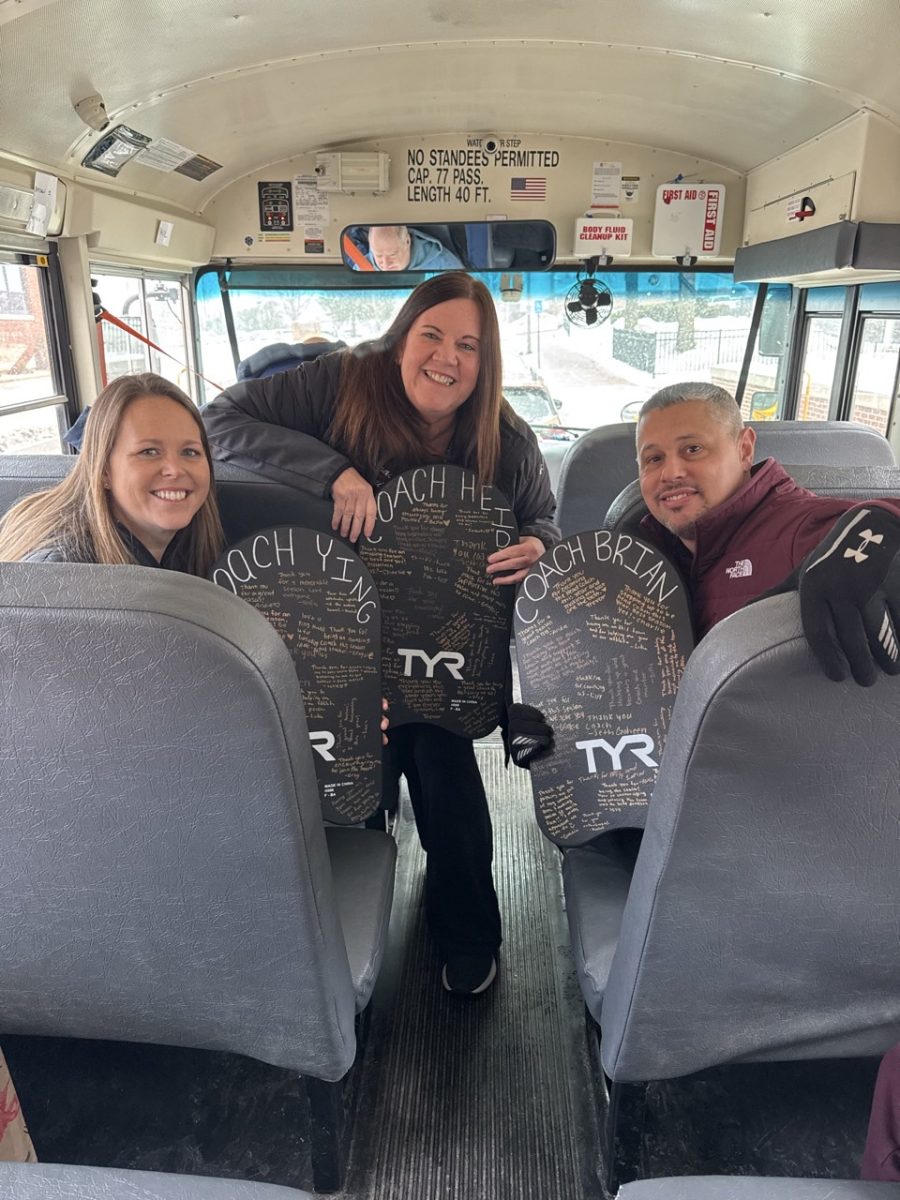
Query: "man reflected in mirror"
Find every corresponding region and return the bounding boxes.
[366,224,463,272]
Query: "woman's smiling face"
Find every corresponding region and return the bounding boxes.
[104,393,210,559]
[397,297,482,427]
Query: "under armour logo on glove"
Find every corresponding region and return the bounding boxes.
[507,703,554,768]
[799,506,900,686]
[844,529,884,564]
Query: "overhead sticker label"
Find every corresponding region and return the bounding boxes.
[591,161,622,208]
[258,181,293,232]
[136,137,196,173]
[175,154,222,181]
[651,184,725,257]
[621,175,640,203]
[510,177,546,201]
[574,217,633,256]
[294,174,330,254]
[406,138,561,205]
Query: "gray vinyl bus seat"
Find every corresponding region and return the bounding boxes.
[556,420,898,537]
[0,456,334,544]
[618,1180,900,1199]
[563,592,900,1077]
[0,1163,312,1199]
[566,591,900,1188]
[604,463,900,533]
[539,439,568,496]
[0,564,396,1190]
[0,449,563,555]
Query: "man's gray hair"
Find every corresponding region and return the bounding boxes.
[638,381,743,436]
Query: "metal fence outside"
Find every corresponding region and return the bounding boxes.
[613,326,748,377]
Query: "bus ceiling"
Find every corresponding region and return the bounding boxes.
[1,1,900,274]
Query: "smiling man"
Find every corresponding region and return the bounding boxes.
[636,381,900,685]
[506,381,900,767]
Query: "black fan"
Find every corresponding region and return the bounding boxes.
[565,274,613,327]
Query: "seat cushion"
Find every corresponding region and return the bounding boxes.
[619,1178,900,1199]
[561,833,639,1024]
[0,1162,311,1199]
[326,827,397,1011]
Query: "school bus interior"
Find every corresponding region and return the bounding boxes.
[2,1,900,1197]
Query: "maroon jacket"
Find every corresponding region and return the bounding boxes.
[641,458,900,639]
[863,1044,900,1180]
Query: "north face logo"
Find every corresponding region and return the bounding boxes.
[726,558,753,579]
[844,530,884,564]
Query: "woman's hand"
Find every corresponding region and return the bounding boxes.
[381,697,389,746]
[330,467,377,541]
[486,535,545,586]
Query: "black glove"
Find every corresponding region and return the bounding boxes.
[799,506,900,686]
[507,702,554,767]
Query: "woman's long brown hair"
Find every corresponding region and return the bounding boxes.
[330,271,511,483]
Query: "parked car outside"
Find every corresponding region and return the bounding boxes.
[504,382,576,441]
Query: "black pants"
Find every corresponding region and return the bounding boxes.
[384,723,502,958]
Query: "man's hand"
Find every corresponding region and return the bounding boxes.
[507,702,554,767]
[799,506,900,686]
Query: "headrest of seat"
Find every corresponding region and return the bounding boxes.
[0,456,335,546]
[604,463,900,534]
[236,341,346,381]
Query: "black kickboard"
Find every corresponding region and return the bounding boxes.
[514,529,694,845]
[211,526,382,823]
[359,465,517,740]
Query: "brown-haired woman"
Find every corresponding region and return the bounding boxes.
[203,271,560,996]
[0,373,224,574]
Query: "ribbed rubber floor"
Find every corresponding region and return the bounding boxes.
[342,742,606,1200]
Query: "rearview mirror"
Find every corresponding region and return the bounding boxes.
[341,221,556,273]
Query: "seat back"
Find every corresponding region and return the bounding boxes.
[0,564,357,1080]
[556,420,898,537]
[618,1180,900,1199]
[605,463,900,531]
[0,1162,313,1199]
[600,593,900,1082]
[236,339,346,381]
[0,456,334,544]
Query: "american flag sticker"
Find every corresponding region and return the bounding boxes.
[510,177,547,201]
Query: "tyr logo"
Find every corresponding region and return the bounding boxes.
[398,649,465,680]
[844,529,884,564]
[575,734,658,773]
[309,731,336,763]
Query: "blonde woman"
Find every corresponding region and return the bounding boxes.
[0,374,223,573]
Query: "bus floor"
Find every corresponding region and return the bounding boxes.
[3,740,881,1198]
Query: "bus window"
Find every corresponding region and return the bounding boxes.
[0,258,67,454]
[93,271,197,399]
[796,315,842,421]
[848,318,900,436]
[195,267,761,436]
[739,284,793,421]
